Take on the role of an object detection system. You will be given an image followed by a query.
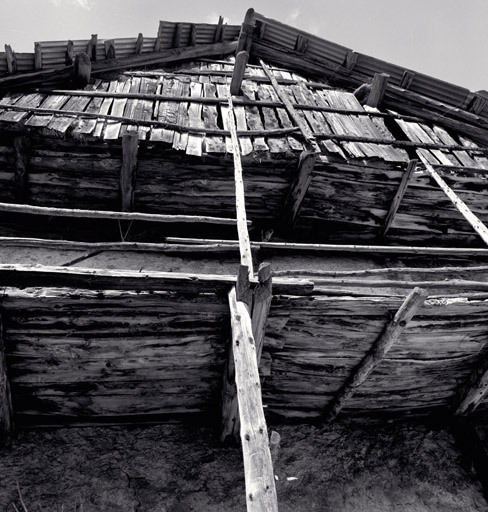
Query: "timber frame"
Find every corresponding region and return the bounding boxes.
[1,8,488,512]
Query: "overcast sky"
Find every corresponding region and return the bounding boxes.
[1,0,486,92]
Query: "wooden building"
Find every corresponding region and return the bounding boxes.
[1,9,488,509]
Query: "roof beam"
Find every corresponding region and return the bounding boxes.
[0,311,14,447]
[379,159,417,238]
[323,287,428,421]
[417,151,488,247]
[228,286,278,511]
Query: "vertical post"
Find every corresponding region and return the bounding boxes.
[120,133,139,212]
[73,52,91,88]
[13,136,30,203]
[365,73,389,108]
[4,45,17,74]
[34,42,43,70]
[0,311,14,446]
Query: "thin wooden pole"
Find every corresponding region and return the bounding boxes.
[418,151,488,246]
[228,94,254,279]
[324,287,428,421]
[0,311,14,446]
[379,159,417,238]
[228,287,278,512]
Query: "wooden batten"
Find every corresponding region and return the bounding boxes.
[73,52,91,88]
[4,44,17,74]
[104,39,116,60]
[324,287,428,421]
[282,150,317,226]
[65,40,76,65]
[86,34,98,61]
[173,24,182,48]
[34,42,43,70]
[13,136,30,202]
[214,16,224,43]
[379,159,417,238]
[227,95,253,279]
[418,152,488,247]
[230,51,249,96]
[228,287,278,512]
[236,8,256,54]
[120,133,139,212]
[259,58,320,153]
[0,311,14,446]
[365,73,389,108]
[294,34,309,53]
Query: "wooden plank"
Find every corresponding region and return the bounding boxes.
[104,39,116,60]
[73,52,91,88]
[323,287,428,421]
[13,136,30,202]
[252,263,272,362]
[418,151,488,247]
[236,8,256,54]
[93,80,116,137]
[65,40,75,65]
[172,79,191,151]
[259,59,320,153]
[0,311,14,446]
[86,34,98,61]
[0,201,246,225]
[201,82,226,153]
[73,80,109,136]
[186,81,205,157]
[283,150,317,225]
[230,50,249,96]
[120,133,139,212]
[228,287,278,512]
[379,159,418,238]
[214,16,224,43]
[240,81,269,152]
[454,357,488,415]
[104,79,130,140]
[365,73,389,108]
[4,44,17,74]
[228,94,254,278]
[135,33,144,54]
[34,42,42,70]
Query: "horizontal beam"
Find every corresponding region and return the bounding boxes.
[0,264,313,296]
[164,237,488,257]
[0,201,247,226]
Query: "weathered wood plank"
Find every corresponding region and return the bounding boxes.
[252,263,272,362]
[323,287,428,421]
[454,356,488,415]
[365,73,389,108]
[13,136,30,202]
[120,133,139,212]
[379,159,418,238]
[0,311,14,446]
[228,287,278,512]
[230,50,249,96]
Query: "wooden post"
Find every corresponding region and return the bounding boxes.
[65,40,75,65]
[134,33,144,54]
[120,133,139,212]
[324,287,428,421]
[86,34,98,61]
[4,45,17,74]
[282,150,317,226]
[214,16,224,43]
[34,42,43,70]
[379,159,417,238]
[104,39,116,60]
[400,70,415,90]
[190,24,197,46]
[0,311,14,446]
[73,52,91,88]
[259,59,320,153]
[294,34,308,53]
[236,8,256,54]
[252,263,272,362]
[365,73,389,108]
[454,354,488,416]
[173,24,182,48]
[230,51,249,96]
[228,287,278,512]
[227,94,253,279]
[13,136,30,203]
[418,151,488,246]
[343,50,358,73]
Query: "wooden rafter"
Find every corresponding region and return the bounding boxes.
[0,311,14,446]
[228,286,278,511]
[379,159,417,238]
[417,151,488,246]
[324,287,428,421]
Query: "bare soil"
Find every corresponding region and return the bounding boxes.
[1,419,487,512]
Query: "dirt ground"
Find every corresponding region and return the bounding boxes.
[1,418,487,512]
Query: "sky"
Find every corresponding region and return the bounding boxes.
[1,0,487,92]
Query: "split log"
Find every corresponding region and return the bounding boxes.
[323,287,428,421]
[228,95,253,279]
[0,201,245,225]
[120,133,139,212]
[365,73,389,108]
[228,287,278,512]
[0,311,14,446]
[379,159,418,238]
[418,152,488,246]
